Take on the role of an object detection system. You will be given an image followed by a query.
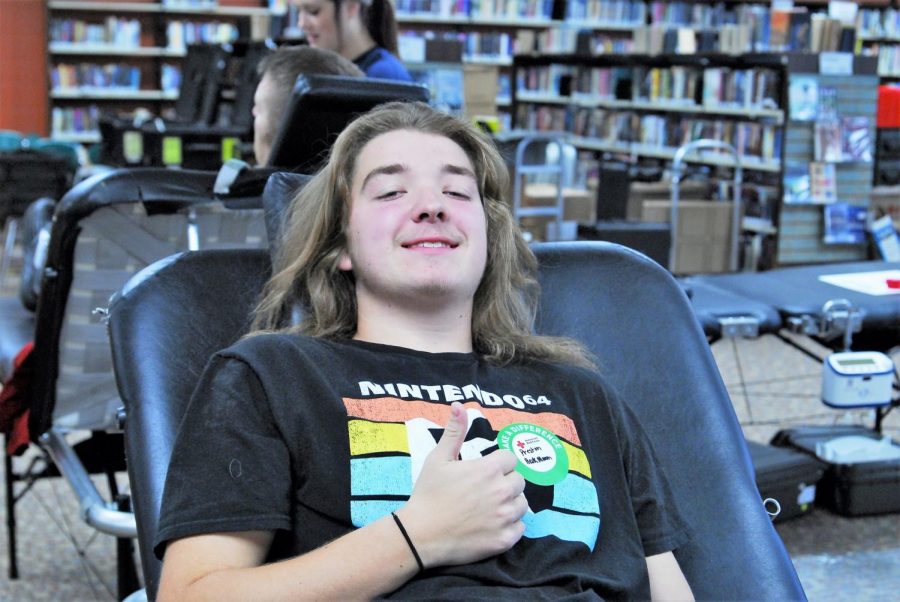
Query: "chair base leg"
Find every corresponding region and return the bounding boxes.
[5,445,19,580]
[115,494,140,600]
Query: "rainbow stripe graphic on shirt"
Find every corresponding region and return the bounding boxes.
[344,397,601,551]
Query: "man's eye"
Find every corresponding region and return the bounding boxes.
[376,190,402,200]
[445,190,471,200]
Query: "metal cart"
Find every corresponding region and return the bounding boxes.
[670,139,743,272]
[511,134,570,241]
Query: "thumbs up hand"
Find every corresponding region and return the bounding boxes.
[394,402,528,569]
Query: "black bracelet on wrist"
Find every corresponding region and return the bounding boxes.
[391,511,425,572]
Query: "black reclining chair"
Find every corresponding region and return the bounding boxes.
[265,74,430,171]
[0,198,55,383]
[2,167,270,593]
[107,173,804,600]
[98,43,230,167]
[139,41,273,170]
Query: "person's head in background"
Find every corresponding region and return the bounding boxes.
[253,45,363,165]
[295,0,399,60]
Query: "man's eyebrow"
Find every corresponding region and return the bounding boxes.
[360,163,407,191]
[442,164,477,180]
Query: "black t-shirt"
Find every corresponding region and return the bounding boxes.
[156,335,689,600]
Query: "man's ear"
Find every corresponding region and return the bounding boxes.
[343,0,361,21]
[338,249,352,272]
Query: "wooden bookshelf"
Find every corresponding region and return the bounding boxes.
[46,0,270,142]
[510,51,882,266]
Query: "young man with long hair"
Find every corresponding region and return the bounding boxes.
[155,102,694,600]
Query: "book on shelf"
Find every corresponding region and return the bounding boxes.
[841,116,874,162]
[828,1,859,27]
[769,9,791,50]
[823,202,868,245]
[788,75,818,121]
[808,161,838,204]
[788,10,811,51]
[818,85,839,120]
[871,214,900,262]
[783,162,811,204]
[814,119,844,162]
[161,64,182,93]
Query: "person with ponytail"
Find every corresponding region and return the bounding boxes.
[295,0,412,81]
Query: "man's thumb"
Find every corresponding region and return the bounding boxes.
[433,401,467,461]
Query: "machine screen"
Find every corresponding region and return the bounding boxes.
[836,358,876,366]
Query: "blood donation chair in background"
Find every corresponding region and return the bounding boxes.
[98,43,230,167]
[264,74,430,171]
[2,167,268,595]
[106,175,805,600]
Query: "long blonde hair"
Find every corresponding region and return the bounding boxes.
[252,102,593,368]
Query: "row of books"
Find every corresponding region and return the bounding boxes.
[660,67,779,111]
[632,24,750,55]
[858,7,900,39]
[630,11,857,55]
[162,0,217,7]
[52,64,184,93]
[517,65,781,111]
[51,105,100,135]
[470,0,553,20]
[516,103,781,162]
[397,0,896,36]
[50,18,142,48]
[528,25,634,54]
[396,0,470,18]
[566,0,645,24]
[166,21,238,51]
[461,31,515,59]
[871,44,900,77]
[647,1,740,28]
[52,63,142,91]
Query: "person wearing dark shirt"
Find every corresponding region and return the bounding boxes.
[154,102,695,600]
[294,0,413,81]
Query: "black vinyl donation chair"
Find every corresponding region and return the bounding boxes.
[2,167,269,595]
[98,43,231,167]
[265,74,430,171]
[108,187,805,601]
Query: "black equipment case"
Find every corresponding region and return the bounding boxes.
[771,425,900,517]
[746,439,824,522]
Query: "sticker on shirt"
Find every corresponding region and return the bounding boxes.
[343,397,601,551]
[497,423,569,486]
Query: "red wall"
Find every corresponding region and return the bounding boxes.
[0,0,48,135]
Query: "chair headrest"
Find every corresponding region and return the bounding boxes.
[266,73,429,171]
[262,172,313,262]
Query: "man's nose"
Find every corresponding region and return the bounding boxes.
[415,208,446,222]
[413,192,447,223]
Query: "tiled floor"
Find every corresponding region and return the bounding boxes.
[0,273,898,600]
[713,335,900,601]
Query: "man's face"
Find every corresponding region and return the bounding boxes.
[252,73,280,165]
[339,129,488,310]
[296,0,341,53]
